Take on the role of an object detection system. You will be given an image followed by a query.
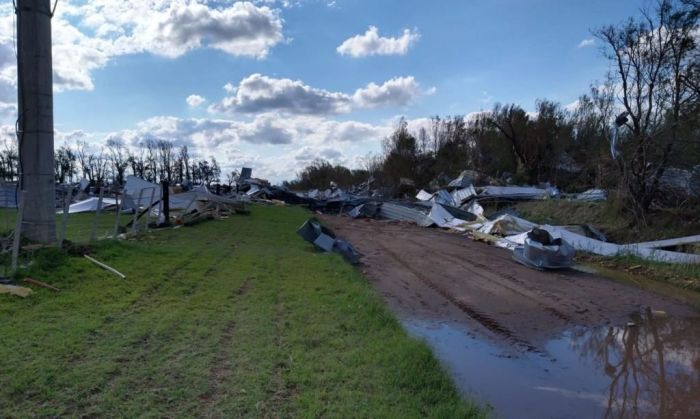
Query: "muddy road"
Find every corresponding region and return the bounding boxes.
[320,215,700,418]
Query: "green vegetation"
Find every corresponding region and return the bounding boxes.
[514,200,700,244]
[0,205,482,418]
[579,254,700,295]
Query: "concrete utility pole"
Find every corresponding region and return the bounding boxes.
[16,0,56,243]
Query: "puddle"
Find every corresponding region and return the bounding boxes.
[403,312,700,419]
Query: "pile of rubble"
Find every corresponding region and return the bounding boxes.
[282,170,700,267]
[53,175,250,232]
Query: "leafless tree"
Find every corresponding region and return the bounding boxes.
[106,137,129,185]
[595,0,700,219]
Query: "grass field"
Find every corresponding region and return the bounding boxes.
[0,205,482,418]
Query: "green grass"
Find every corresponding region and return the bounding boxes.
[578,253,700,294]
[0,205,482,418]
[514,200,700,244]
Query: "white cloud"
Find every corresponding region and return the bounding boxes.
[353,76,434,108]
[0,1,285,96]
[186,94,207,108]
[212,74,432,115]
[223,82,237,93]
[564,99,580,112]
[211,73,352,115]
[578,38,595,48]
[337,26,419,57]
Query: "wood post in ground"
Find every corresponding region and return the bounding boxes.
[90,185,105,242]
[11,191,26,273]
[132,189,144,234]
[161,180,170,226]
[58,186,73,247]
[146,187,156,232]
[113,191,121,239]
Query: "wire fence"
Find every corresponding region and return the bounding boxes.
[0,182,160,276]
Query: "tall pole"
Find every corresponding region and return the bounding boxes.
[16,0,56,243]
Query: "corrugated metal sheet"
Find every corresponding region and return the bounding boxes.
[575,189,606,202]
[451,186,476,205]
[480,186,548,200]
[378,203,433,227]
[432,189,455,206]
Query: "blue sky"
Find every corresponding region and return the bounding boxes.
[0,0,647,182]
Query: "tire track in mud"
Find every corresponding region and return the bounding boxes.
[400,236,574,323]
[375,241,540,353]
[352,223,578,324]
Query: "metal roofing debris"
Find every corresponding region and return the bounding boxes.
[313,233,336,252]
[240,167,252,180]
[61,197,118,214]
[432,189,455,206]
[378,202,434,227]
[480,186,550,200]
[428,203,470,231]
[451,185,477,205]
[464,200,484,217]
[476,214,537,236]
[559,225,607,242]
[575,189,607,202]
[540,225,700,265]
[513,229,575,270]
[439,204,478,222]
[634,235,700,249]
[448,170,476,189]
[416,189,433,201]
[296,218,361,264]
[284,172,698,266]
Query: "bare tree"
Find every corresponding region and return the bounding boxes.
[106,137,129,185]
[157,140,174,182]
[595,0,700,218]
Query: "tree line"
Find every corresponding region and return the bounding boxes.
[288,0,700,221]
[0,137,227,187]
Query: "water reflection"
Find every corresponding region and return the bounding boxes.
[404,311,700,419]
[568,310,700,419]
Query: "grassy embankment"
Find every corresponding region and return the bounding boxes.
[515,200,700,292]
[0,205,482,418]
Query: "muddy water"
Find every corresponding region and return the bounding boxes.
[404,311,700,419]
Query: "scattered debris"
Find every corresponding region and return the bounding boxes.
[512,228,575,270]
[23,277,60,292]
[276,171,699,266]
[574,189,606,202]
[0,284,33,298]
[297,218,361,264]
[58,197,118,214]
[84,255,126,279]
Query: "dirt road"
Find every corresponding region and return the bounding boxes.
[320,215,698,352]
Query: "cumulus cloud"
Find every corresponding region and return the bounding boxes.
[294,145,345,164]
[212,74,431,115]
[145,1,284,59]
[186,94,207,108]
[337,26,419,57]
[353,76,434,108]
[0,1,285,95]
[210,73,352,115]
[236,113,294,144]
[578,38,595,48]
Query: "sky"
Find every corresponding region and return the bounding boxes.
[0,0,649,183]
